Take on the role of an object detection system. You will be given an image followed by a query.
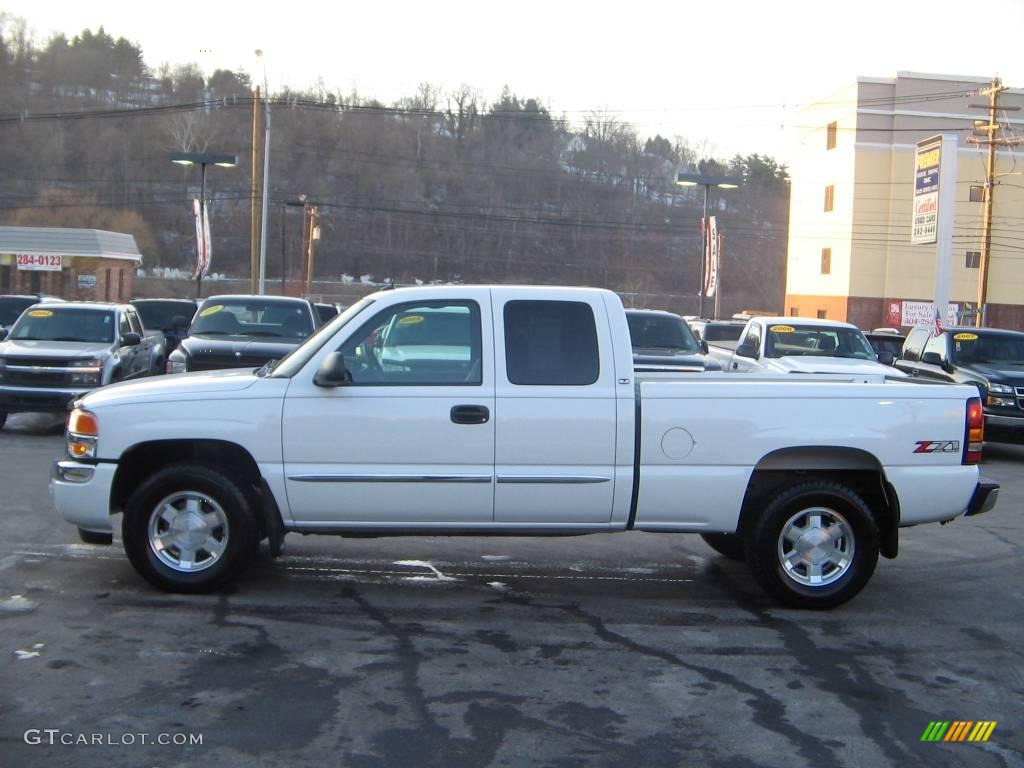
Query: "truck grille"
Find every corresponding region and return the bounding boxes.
[190,355,267,372]
[2,360,71,388]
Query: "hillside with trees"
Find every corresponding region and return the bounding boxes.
[0,17,790,314]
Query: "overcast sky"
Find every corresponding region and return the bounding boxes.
[3,0,1023,163]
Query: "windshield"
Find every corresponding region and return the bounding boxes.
[764,324,876,360]
[9,307,115,343]
[950,331,1024,365]
[269,298,375,377]
[132,300,196,331]
[627,313,699,352]
[191,298,314,340]
[702,324,745,342]
[0,297,37,328]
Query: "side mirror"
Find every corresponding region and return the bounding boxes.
[877,351,895,366]
[121,332,141,347]
[700,339,709,354]
[313,351,352,388]
[921,351,943,367]
[736,340,758,359]
[171,315,190,331]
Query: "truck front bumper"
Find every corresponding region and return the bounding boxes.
[965,480,999,517]
[1,386,90,414]
[50,460,118,533]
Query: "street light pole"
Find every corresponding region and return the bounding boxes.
[256,50,271,295]
[677,172,741,318]
[169,151,237,300]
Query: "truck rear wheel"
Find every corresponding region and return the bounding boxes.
[700,533,745,561]
[745,481,879,610]
[122,464,258,593]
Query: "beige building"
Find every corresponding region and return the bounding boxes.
[0,226,141,301]
[785,72,1024,330]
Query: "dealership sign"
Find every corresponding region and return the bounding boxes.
[16,253,62,271]
[886,300,959,327]
[912,137,941,245]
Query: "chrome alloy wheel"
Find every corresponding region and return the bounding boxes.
[777,506,855,587]
[147,491,229,573]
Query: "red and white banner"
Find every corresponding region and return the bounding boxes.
[192,199,212,279]
[886,300,959,327]
[16,253,62,271]
[704,216,719,297]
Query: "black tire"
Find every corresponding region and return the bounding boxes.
[0,411,6,430]
[151,357,165,376]
[122,463,259,593]
[77,527,113,545]
[700,533,746,561]
[745,480,879,610]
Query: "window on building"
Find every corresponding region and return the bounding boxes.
[0,265,10,292]
[817,310,828,319]
[826,121,837,150]
[820,248,832,275]
[104,268,111,301]
[965,251,981,269]
[117,269,124,300]
[824,185,835,212]
[789,307,799,317]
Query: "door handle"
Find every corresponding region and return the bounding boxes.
[451,405,489,425]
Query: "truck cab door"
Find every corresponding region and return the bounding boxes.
[281,290,495,526]
[731,324,761,372]
[116,312,138,377]
[491,290,618,525]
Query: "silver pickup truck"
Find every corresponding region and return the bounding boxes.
[0,301,164,429]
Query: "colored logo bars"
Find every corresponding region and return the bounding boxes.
[921,721,997,742]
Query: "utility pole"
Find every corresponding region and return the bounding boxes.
[967,77,1023,327]
[249,86,261,294]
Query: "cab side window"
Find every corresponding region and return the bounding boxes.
[337,300,482,386]
[503,300,599,385]
[902,327,928,362]
[118,312,132,338]
[923,333,948,361]
[127,309,144,336]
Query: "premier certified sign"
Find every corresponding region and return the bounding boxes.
[912,137,941,245]
[16,253,62,271]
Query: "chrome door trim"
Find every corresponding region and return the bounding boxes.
[496,475,611,484]
[288,474,493,484]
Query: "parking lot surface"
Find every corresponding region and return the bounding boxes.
[0,413,1021,767]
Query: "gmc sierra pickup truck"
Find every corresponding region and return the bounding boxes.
[50,286,998,609]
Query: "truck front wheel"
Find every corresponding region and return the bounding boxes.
[122,464,258,593]
[745,481,879,610]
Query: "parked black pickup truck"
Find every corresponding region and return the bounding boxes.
[130,298,198,355]
[626,309,722,372]
[896,325,1024,440]
[166,295,319,373]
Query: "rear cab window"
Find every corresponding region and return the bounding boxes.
[503,300,599,385]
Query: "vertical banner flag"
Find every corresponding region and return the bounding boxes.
[192,198,205,279]
[201,201,212,278]
[704,216,719,297]
[912,137,941,245]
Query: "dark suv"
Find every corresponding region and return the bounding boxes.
[896,325,1024,440]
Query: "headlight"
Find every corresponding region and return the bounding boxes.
[988,382,1014,395]
[69,358,103,387]
[166,356,187,374]
[67,407,99,459]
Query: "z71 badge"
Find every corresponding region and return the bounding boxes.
[914,440,960,454]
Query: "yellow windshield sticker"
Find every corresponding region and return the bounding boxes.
[27,309,53,318]
[198,304,224,317]
[398,315,424,325]
[953,332,978,341]
[770,325,795,333]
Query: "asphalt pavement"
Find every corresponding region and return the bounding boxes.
[0,412,1021,767]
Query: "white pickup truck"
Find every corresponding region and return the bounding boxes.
[722,316,903,377]
[50,286,998,609]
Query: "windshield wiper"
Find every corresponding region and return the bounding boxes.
[243,331,289,338]
[255,359,279,377]
[194,330,230,336]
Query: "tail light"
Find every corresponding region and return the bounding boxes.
[964,397,984,464]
